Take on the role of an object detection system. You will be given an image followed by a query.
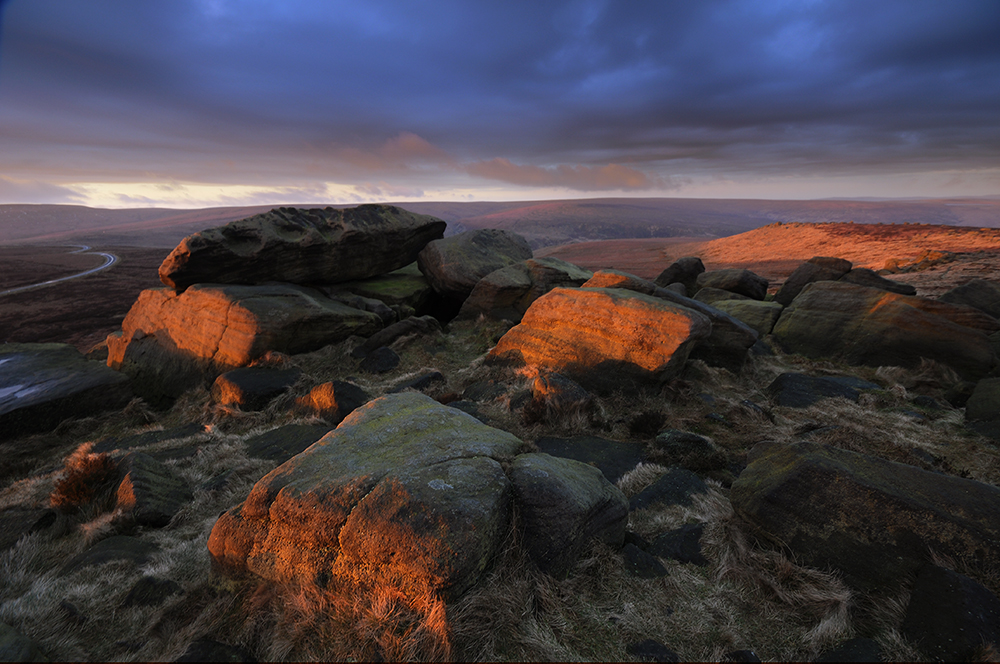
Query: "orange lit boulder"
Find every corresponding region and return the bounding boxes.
[208,392,524,599]
[772,281,1000,381]
[488,287,712,393]
[159,205,446,292]
[107,283,382,405]
[458,257,593,322]
[417,229,533,301]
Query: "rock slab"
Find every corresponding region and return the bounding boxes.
[159,204,447,292]
[208,392,523,599]
[731,441,1000,591]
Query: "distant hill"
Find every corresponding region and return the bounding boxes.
[1,196,998,248]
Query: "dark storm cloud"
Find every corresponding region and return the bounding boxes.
[1,0,998,199]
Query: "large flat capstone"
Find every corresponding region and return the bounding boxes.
[208,392,525,599]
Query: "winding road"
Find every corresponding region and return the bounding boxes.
[0,245,119,297]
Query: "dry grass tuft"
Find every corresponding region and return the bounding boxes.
[49,443,119,513]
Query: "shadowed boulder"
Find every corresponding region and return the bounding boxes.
[696,268,768,301]
[774,256,852,306]
[766,373,881,408]
[0,622,47,662]
[534,435,646,484]
[210,367,302,411]
[0,343,131,440]
[839,267,916,295]
[939,278,1000,319]
[159,205,446,292]
[115,452,193,528]
[350,315,441,359]
[693,286,751,306]
[654,256,705,295]
[731,441,1000,591]
[244,423,332,463]
[293,381,368,425]
[709,300,784,336]
[488,287,712,394]
[509,453,628,577]
[772,281,1000,381]
[59,535,159,576]
[208,392,524,599]
[332,262,435,313]
[522,372,595,425]
[458,257,593,322]
[107,283,382,405]
[417,228,533,301]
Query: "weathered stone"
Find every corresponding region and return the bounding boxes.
[963,377,1000,424]
[417,229,533,300]
[654,256,705,295]
[693,286,752,306]
[0,622,46,662]
[766,373,881,408]
[0,343,131,440]
[293,381,368,425]
[534,435,646,484]
[772,281,1000,381]
[939,278,1000,320]
[652,430,726,472]
[350,315,441,359]
[629,468,709,511]
[774,257,852,306]
[107,284,381,405]
[389,370,445,393]
[902,564,1000,662]
[509,453,628,577]
[115,452,193,528]
[709,300,784,336]
[622,542,669,578]
[358,346,400,374]
[458,257,592,322]
[210,367,302,410]
[159,205,446,292]
[731,441,1000,591]
[839,267,916,295]
[580,270,759,372]
[325,291,396,325]
[59,535,159,576]
[208,393,523,599]
[522,372,594,425]
[120,576,183,608]
[333,262,435,313]
[244,423,332,463]
[696,269,768,301]
[489,287,711,394]
[649,523,709,566]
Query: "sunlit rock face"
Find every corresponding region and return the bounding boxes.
[417,228,533,301]
[488,287,712,393]
[0,343,131,440]
[772,281,1000,381]
[159,205,447,292]
[207,392,524,600]
[106,283,382,405]
[731,441,1000,592]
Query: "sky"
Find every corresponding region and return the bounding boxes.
[1,0,999,208]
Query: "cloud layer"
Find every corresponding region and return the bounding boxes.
[1,0,998,205]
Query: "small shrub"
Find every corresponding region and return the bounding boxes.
[50,443,118,513]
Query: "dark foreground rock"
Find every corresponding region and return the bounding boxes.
[774,256,853,306]
[417,228,533,301]
[938,278,1000,319]
[772,281,1000,381]
[159,204,446,292]
[115,452,193,527]
[0,622,47,662]
[0,343,131,440]
[534,435,646,483]
[208,393,523,599]
[766,373,881,408]
[696,268,768,300]
[210,367,302,410]
[731,441,1000,591]
[489,287,711,394]
[458,257,592,322]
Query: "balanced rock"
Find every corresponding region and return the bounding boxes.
[458,257,592,322]
[508,453,628,577]
[774,256,852,306]
[731,441,1000,591]
[0,343,131,440]
[839,267,916,295]
[107,283,382,405]
[939,279,1000,319]
[417,229,533,300]
[696,268,768,301]
[654,256,705,295]
[772,281,1000,381]
[581,270,759,372]
[208,392,524,599]
[488,287,711,394]
[159,205,446,292]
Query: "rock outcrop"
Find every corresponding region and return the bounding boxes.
[731,441,1000,591]
[939,278,1000,319]
[159,205,446,292]
[772,281,1000,380]
[417,229,533,301]
[107,284,382,405]
[208,393,524,599]
[0,343,131,440]
[488,287,712,393]
[654,256,705,296]
[508,453,628,576]
[458,257,593,322]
